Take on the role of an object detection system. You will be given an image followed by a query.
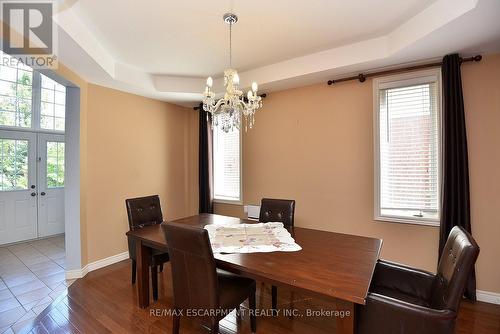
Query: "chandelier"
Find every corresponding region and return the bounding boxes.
[202,13,263,132]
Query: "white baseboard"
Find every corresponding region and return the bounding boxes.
[477,289,500,305]
[65,251,129,280]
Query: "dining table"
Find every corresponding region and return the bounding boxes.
[126,213,383,334]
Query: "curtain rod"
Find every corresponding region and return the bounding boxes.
[193,93,267,110]
[327,55,482,86]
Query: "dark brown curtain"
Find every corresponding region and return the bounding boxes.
[199,104,213,213]
[440,54,476,300]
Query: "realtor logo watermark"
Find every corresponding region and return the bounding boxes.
[1,0,58,68]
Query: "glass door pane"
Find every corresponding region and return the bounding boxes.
[46,141,65,188]
[0,138,29,190]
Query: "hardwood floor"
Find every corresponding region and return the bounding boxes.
[18,260,500,334]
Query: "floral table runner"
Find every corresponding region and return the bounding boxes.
[204,222,302,253]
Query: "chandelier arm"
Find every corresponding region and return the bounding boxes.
[213,98,228,112]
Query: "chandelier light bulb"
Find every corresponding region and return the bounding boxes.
[247,90,253,99]
[252,82,258,92]
[233,73,240,85]
[206,76,213,88]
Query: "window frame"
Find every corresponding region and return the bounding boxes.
[0,64,65,135]
[212,126,243,205]
[373,69,442,227]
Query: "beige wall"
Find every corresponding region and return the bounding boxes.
[215,53,500,294]
[53,65,199,265]
[85,84,198,263]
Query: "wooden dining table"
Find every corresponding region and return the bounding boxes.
[126,213,382,334]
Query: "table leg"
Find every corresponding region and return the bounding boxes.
[336,300,354,334]
[136,240,151,308]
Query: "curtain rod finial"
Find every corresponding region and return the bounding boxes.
[473,55,482,62]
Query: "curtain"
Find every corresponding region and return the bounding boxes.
[440,54,476,300]
[199,104,213,213]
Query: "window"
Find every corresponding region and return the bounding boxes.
[374,70,441,226]
[213,127,241,202]
[40,74,66,131]
[0,138,29,190]
[0,51,65,132]
[0,55,33,128]
[46,141,65,188]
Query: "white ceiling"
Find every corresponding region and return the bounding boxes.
[48,0,500,106]
[70,0,438,76]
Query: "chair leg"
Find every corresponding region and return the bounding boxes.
[159,263,164,272]
[172,314,180,334]
[210,320,219,333]
[271,285,278,314]
[131,259,136,284]
[151,265,158,301]
[249,288,257,333]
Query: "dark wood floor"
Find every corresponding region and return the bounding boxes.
[19,260,500,333]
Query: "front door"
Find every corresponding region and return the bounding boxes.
[0,130,37,244]
[37,133,65,237]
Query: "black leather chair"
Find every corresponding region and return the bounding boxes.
[259,198,295,312]
[356,226,480,334]
[126,195,170,301]
[163,222,257,334]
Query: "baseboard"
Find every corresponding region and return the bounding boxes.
[477,289,500,305]
[65,251,129,280]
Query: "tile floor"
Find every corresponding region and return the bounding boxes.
[0,235,75,333]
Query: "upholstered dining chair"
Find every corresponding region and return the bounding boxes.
[259,198,295,312]
[163,222,257,334]
[356,226,479,334]
[126,195,170,301]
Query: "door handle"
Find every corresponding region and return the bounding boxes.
[31,192,36,196]
[40,192,46,196]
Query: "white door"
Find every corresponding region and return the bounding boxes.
[0,130,38,244]
[37,133,65,237]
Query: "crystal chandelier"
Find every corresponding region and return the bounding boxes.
[202,13,263,132]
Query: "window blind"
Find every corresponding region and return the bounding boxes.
[379,82,439,219]
[213,127,240,201]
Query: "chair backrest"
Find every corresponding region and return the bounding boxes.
[125,195,163,231]
[430,226,479,312]
[163,222,219,311]
[259,198,295,227]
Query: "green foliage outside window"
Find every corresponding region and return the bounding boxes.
[0,139,29,190]
[47,141,64,188]
[0,65,33,127]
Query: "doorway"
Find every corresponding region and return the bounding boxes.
[0,51,67,246]
[0,130,65,245]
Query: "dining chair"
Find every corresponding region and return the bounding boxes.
[356,226,479,334]
[163,222,257,334]
[126,195,170,301]
[259,198,295,312]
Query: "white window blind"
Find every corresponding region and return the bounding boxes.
[376,74,441,224]
[213,127,241,202]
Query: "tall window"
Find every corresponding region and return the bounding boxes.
[0,51,65,132]
[213,127,241,202]
[374,70,441,225]
[41,74,66,131]
[0,57,33,128]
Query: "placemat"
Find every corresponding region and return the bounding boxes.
[204,222,302,253]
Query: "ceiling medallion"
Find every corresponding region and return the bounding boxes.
[202,13,262,132]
